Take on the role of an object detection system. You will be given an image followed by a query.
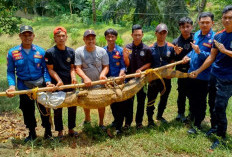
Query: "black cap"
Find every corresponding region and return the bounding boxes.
[20,25,33,34]
[83,29,96,37]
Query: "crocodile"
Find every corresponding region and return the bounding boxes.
[38,68,189,109]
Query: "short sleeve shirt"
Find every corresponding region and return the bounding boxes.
[75,46,109,81]
[125,42,152,74]
[211,29,232,81]
[45,46,75,84]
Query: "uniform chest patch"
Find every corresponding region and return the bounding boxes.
[203,43,212,48]
[113,55,121,59]
[116,62,120,66]
[34,55,42,59]
[184,44,190,50]
[66,57,71,62]
[12,51,23,60]
[140,51,145,56]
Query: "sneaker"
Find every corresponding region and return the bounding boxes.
[116,130,123,136]
[187,128,197,134]
[206,127,217,137]
[210,139,220,150]
[24,129,37,143]
[123,124,130,131]
[136,123,144,129]
[156,117,168,123]
[175,114,183,121]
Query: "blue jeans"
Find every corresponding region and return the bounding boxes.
[215,78,232,137]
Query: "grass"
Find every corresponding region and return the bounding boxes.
[0,18,232,156]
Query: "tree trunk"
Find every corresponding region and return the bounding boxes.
[193,0,207,30]
[69,0,72,15]
[92,0,96,24]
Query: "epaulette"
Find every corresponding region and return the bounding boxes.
[215,29,225,35]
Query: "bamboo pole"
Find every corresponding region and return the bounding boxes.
[0,60,188,97]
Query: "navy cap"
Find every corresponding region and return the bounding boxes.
[20,25,33,34]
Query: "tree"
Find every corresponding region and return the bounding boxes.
[92,0,96,24]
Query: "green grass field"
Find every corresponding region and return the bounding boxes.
[0,18,232,156]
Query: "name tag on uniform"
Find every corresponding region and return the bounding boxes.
[113,55,121,59]
[34,55,42,59]
[12,51,23,60]
[203,43,212,48]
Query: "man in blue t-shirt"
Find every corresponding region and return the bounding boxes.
[104,28,126,135]
[183,12,215,134]
[190,5,232,149]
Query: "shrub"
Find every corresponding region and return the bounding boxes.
[116,36,124,47]
[70,28,80,45]
[96,35,106,47]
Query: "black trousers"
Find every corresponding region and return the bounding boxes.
[54,106,77,131]
[19,94,51,130]
[111,101,126,130]
[208,75,217,128]
[177,78,189,115]
[188,79,208,127]
[146,79,171,122]
[124,87,146,126]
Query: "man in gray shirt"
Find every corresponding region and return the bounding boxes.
[75,29,109,128]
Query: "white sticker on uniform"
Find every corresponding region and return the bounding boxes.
[66,57,71,62]
[167,51,171,57]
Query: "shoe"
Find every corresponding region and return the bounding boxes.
[123,124,130,131]
[68,130,78,137]
[206,128,217,137]
[116,130,123,136]
[175,114,183,121]
[156,117,168,123]
[57,131,64,140]
[210,139,220,150]
[136,123,144,129]
[187,128,197,134]
[99,125,107,131]
[147,121,155,128]
[24,129,37,143]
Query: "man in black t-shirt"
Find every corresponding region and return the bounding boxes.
[45,26,77,138]
[172,17,193,122]
[123,24,152,129]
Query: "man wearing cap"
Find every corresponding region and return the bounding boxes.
[146,23,175,125]
[123,24,152,129]
[6,25,52,142]
[45,26,77,138]
[182,12,215,134]
[75,29,109,128]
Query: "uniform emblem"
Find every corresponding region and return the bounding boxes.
[36,51,40,55]
[167,51,171,57]
[140,51,145,56]
[184,44,190,50]
[208,39,212,43]
[66,57,71,62]
[37,63,40,68]
[116,62,120,66]
[203,43,212,48]
[116,51,119,55]
[113,55,121,59]
[45,58,48,62]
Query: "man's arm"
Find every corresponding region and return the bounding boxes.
[46,64,63,86]
[190,48,218,78]
[100,65,109,80]
[75,65,92,86]
[214,40,232,58]
[70,64,77,84]
[6,51,16,97]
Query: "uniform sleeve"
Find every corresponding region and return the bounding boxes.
[102,49,109,66]
[41,50,51,83]
[7,51,16,86]
[198,50,211,60]
[74,49,82,66]
[44,51,53,65]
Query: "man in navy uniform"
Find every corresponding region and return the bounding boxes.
[6,25,52,142]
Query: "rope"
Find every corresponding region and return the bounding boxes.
[146,70,166,107]
[32,87,39,100]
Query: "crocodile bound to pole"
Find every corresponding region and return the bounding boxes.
[37,68,189,109]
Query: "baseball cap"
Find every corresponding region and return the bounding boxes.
[83,29,96,37]
[53,26,67,35]
[20,25,33,34]
[155,23,168,33]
